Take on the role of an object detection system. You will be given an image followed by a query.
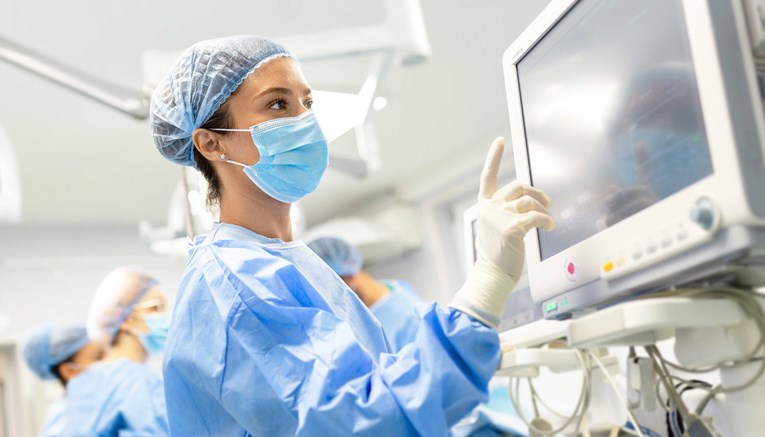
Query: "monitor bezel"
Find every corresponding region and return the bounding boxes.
[502,0,765,309]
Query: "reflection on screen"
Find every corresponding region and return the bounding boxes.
[518,0,713,260]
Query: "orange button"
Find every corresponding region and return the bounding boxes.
[602,261,614,272]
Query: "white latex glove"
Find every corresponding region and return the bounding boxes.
[450,137,555,328]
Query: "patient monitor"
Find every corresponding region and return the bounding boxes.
[503,0,765,319]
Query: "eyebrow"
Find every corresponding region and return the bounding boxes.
[255,87,312,100]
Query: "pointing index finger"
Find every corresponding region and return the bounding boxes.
[479,137,505,199]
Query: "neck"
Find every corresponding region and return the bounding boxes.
[104,331,146,363]
[219,185,293,241]
[353,271,390,308]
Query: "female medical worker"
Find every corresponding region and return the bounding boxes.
[150,35,554,436]
[21,325,104,436]
[61,267,171,436]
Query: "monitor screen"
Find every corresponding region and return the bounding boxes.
[517,0,714,260]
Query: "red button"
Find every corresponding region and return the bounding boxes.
[567,263,575,275]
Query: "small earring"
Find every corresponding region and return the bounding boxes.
[220,153,226,160]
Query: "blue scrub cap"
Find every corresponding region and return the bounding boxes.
[22,325,90,380]
[307,236,364,277]
[150,35,294,168]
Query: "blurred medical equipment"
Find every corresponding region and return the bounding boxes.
[0,124,21,224]
[483,0,765,435]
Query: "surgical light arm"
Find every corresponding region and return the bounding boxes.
[0,35,149,119]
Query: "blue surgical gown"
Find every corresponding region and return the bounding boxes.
[65,359,169,436]
[372,280,422,352]
[163,222,500,436]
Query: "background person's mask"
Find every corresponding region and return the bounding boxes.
[134,312,171,355]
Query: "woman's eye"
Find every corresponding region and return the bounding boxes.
[305,100,313,110]
[268,99,286,110]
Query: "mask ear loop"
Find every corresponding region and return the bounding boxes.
[209,130,252,169]
[223,159,249,169]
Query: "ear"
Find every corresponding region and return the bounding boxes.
[192,128,226,162]
[57,363,79,383]
[119,317,139,334]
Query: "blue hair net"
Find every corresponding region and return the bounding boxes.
[307,236,363,277]
[22,325,90,380]
[150,35,294,167]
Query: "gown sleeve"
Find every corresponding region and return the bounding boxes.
[209,245,501,436]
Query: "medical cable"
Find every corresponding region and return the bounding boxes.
[587,351,646,437]
[670,381,712,437]
[652,293,764,393]
[646,346,692,421]
[640,287,765,393]
[508,349,591,436]
[646,347,730,437]
[647,351,686,437]
[529,378,541,418]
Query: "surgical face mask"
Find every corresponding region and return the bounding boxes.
[133,312,171,355]
[212,110,329,203]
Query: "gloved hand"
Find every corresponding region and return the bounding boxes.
[450,137,555,328]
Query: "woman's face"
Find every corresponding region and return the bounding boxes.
[219,56,313,166]
[122,286,167,334]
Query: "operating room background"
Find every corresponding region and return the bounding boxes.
[0,1,552,435]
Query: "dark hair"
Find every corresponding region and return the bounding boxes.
[51,352,77,386]
[195,102,234,208]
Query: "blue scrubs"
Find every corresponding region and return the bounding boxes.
[372,280,422,352]
[163,223,501,436]
[65,360,169,436]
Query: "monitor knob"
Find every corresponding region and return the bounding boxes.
[689,197,716,231]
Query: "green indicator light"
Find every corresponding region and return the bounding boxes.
[545,302,557,312]
[560,299,569,308]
